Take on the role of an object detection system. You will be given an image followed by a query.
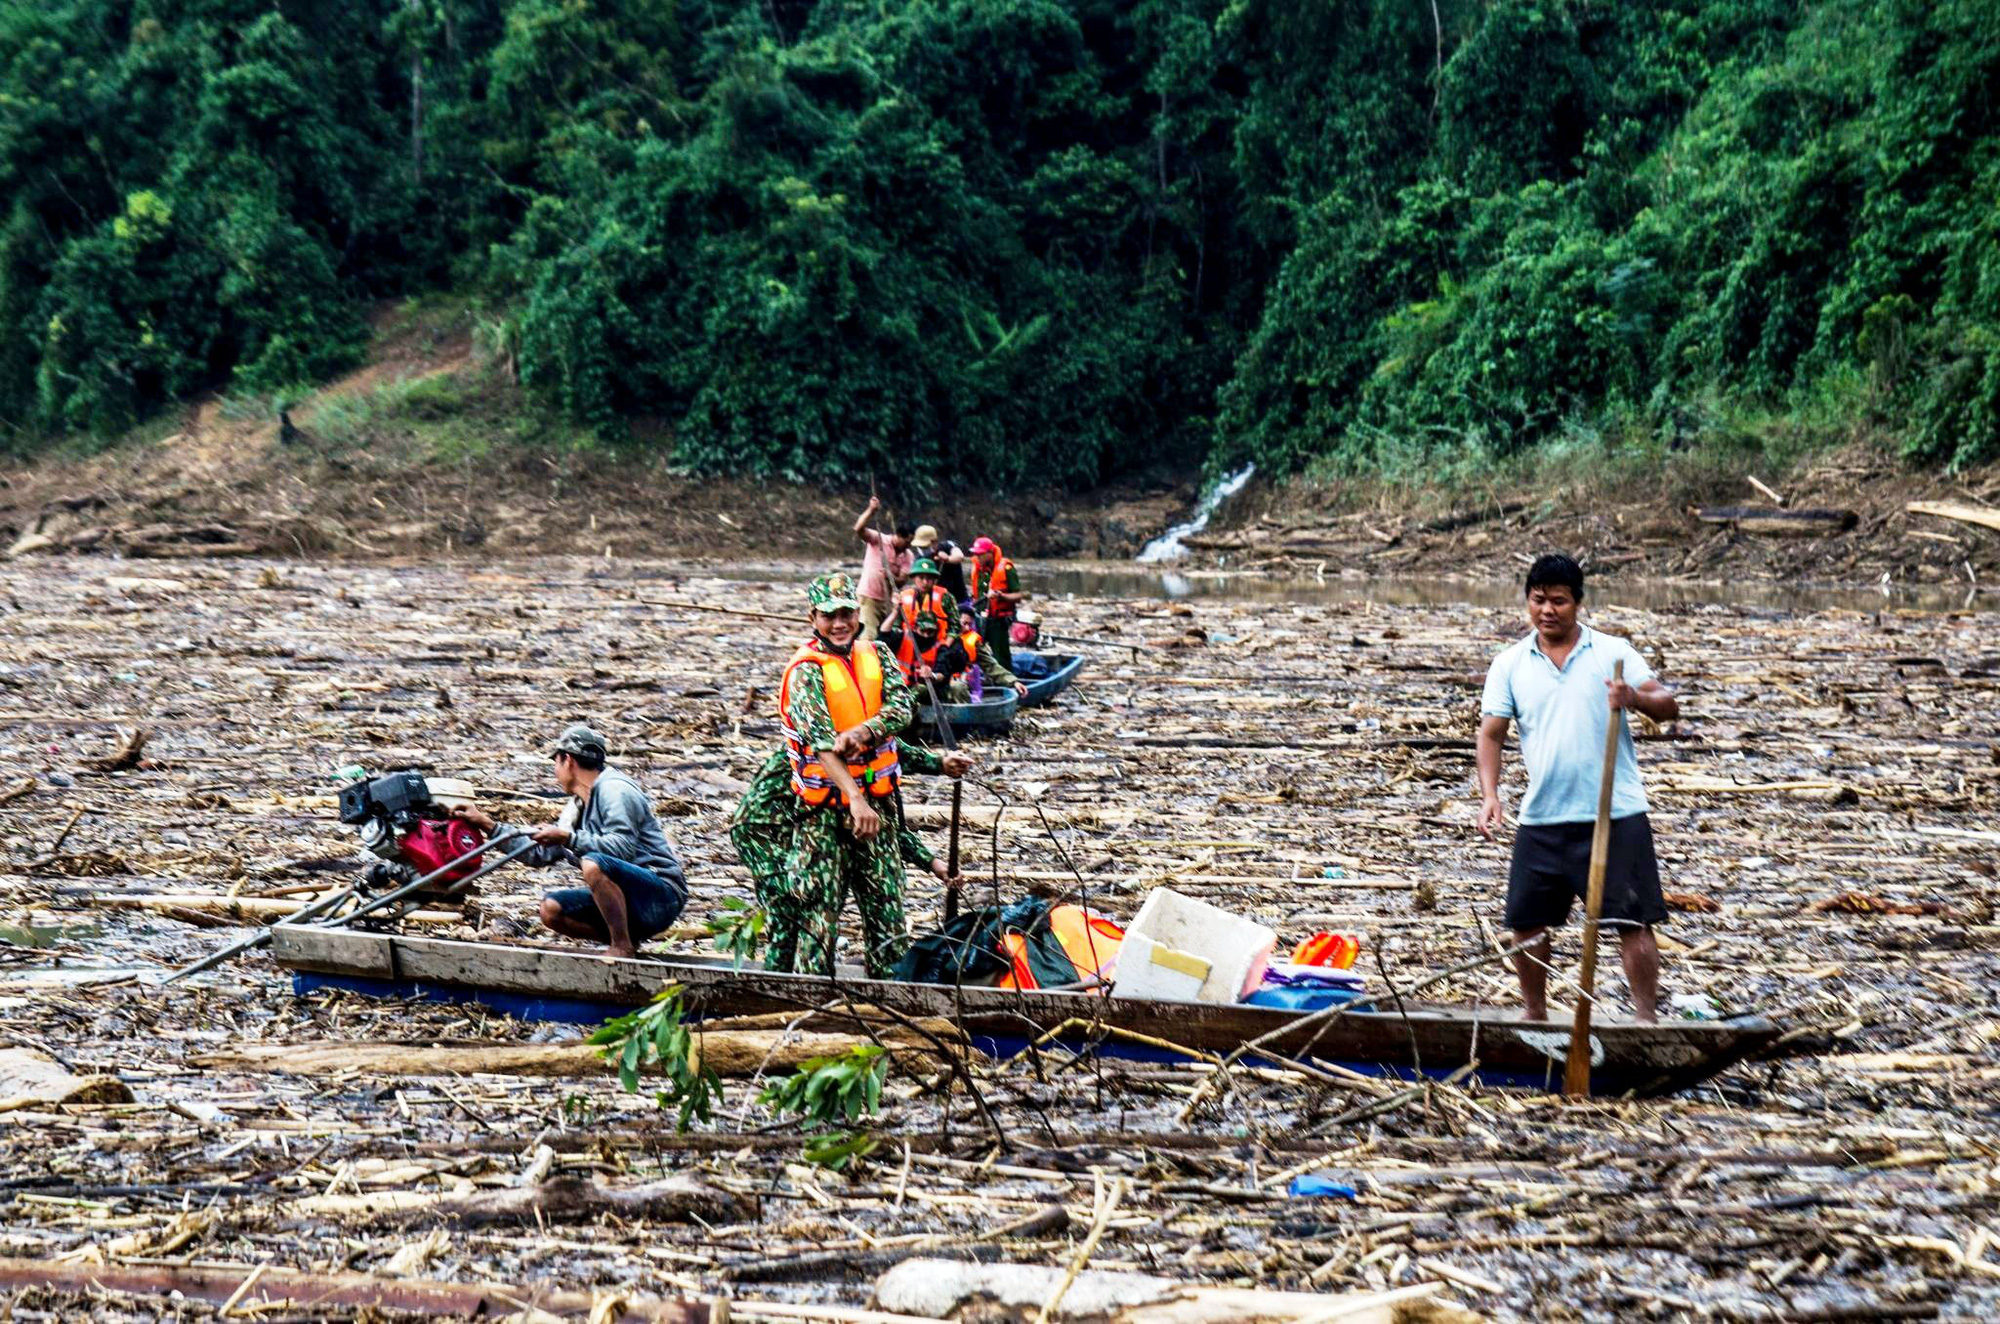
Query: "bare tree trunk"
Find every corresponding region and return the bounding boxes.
[409,0,424,180]
[1429,0,1443,117]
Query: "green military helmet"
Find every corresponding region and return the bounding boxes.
[807,571,861,613]
[910,557,940,578]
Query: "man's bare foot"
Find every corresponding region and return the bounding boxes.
[1522,1004,1549,1022]
[605,942,638,959]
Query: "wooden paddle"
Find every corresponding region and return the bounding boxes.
[1563,657,1625,1099]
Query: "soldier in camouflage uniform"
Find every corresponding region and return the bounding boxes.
[730,741,970,973]
[729,572,964,977]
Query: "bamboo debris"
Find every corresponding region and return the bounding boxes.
[0,555,1996,1322]
[88,892,466,926]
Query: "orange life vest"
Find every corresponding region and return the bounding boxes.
[897,584,953,640]
[1291,931,1360,970]
[970,545,1016,619]
[997,905,1126,991]
[895,628,984,683]
[778,642,901,806]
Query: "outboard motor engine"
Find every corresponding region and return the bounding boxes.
[338,771,485,895]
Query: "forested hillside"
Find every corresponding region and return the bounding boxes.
[3,0,1996,492]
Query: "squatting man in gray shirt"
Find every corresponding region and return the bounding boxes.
[453,724,687,957]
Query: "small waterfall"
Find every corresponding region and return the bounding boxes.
[1136,464,1256,563]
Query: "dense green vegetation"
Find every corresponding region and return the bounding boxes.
[4,1,1996,487]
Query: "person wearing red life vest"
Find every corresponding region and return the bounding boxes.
[969,536,1027,651]
[769,571,919,976]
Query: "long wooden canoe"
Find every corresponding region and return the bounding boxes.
[268,926,1782,1097]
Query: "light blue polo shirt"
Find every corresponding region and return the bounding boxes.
[1481,624,1656,826]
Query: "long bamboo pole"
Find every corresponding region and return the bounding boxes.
[1563,657,1625,1098]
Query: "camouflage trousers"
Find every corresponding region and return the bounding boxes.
[730,750,919,978]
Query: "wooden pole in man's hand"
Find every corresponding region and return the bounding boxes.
[1564,658,1625,1098]
[922,674,964,924]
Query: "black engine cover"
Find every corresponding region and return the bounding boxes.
[338,770,432,825]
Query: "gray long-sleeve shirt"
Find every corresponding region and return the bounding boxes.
[506,767,685,882]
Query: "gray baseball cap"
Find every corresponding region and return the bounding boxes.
[551,723,608,761]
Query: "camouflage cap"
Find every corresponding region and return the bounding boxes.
[910,557,940,578]
[807,571,861,613]
[551,723,608,761]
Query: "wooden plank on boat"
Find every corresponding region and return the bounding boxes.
[268,928,1781,1097]
[272,924,677,1002]
[292,923,401,977]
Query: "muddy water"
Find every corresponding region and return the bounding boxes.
[675,560,1987,614]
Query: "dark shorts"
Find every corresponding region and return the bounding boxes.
[549,853,687,943]
[1506,814,1667,933]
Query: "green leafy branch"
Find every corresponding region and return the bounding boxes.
[586,983,723,1132]
[757,1044,889,1171]
[705,897,766,967]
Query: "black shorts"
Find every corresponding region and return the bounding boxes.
[549,854,687,943]
[1506,813,1667,933]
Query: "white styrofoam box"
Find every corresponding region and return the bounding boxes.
[1111,931,1209,1002]
[1110,888,1276,1004]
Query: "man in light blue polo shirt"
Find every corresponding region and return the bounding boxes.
[1476,554,1680,1023]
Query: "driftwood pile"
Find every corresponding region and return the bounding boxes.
[1190,462,2000,594]
[0,554,1997,1320]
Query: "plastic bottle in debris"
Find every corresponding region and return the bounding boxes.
[332,764,368,784]
[1671,992,1720,1021]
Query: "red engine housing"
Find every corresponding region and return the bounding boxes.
[398,816,485,884]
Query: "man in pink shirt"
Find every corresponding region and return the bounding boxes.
[851,495,912,641]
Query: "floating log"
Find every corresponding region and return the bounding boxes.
[193,1028,939,1079]
[295,1173,746,1225]
[89,893,464,927]
[1907,500,2000,535]
[1695,506,1858,536]
[0,1257,715,1321]
[0,1046,134,1112]
[872,1259,1481,1322]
